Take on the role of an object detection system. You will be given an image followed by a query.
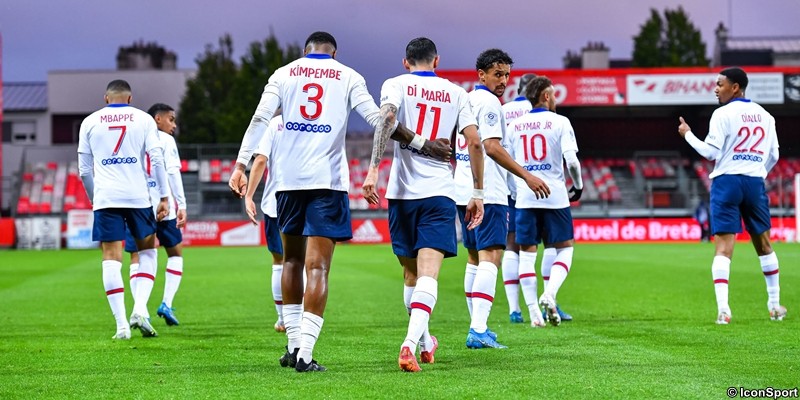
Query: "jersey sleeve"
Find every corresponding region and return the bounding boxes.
[77,119,91,154]
[164,135,182,174]
[705,110,725,150]
[455,90,478,134]
[560,118,579,154]
[478,101,504,142]
[143,119,163,155]
[255,123,276,159]
[379,77,404,109]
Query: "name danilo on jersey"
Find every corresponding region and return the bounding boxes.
[407,85,451,103]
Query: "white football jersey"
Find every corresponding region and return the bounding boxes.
[502,96,533,200]
[508,108,578,209]
[705,98,779,179]
[255,115,284,218]
[260,54,378,192]
[143,131,183,220]
[454,86,508,206]
[382,71,476,200]
[77,104,162,210]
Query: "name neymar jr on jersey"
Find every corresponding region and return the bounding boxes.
[100,113,135,123]
[514,120,553,131]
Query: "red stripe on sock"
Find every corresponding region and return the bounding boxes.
[553,261,569,273]
[713,279,729,284]
[763,269,779,276]
[519,273,537,279]
[274,300,283,305]
[132,273,155,281]
[504,280,520,285]
[410,302,432,314]
[543,276,550,281]
[465,292,472,298]
[106,288,124,295]
[471,292,494,302]
[166,269,183,276]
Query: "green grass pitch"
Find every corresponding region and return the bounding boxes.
[1,243,797,399]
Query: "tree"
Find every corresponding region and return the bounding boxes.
[178,33,302,144]
[632,7,709,67]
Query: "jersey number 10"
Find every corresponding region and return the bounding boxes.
[521,133,547,163]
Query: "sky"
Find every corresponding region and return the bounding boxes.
[1,0,799,94]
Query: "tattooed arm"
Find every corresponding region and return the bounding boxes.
[362,104,397,205]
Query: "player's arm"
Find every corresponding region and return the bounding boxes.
[462,124,484,230]
[484,138,549,199]
[145,127,170,221]
[352,80,451,162]
[245,154,267,225]
[78,152,94,203]
[564,150,584,202]
[765,117,780,173]
[362,103,398,205]
[678,116,720,160]
[166,141,187,227]
[231,83,281,198]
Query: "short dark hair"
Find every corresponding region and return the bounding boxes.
[405,37,437,66]
[525,76,553,104]
[475,49,513,72]
[719,67,748,90]
[147,103,174,118]
[517,73,537,96]
[106,79,132,93]
[304,31,337,50]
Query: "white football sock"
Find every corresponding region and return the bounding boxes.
[103,260,128,329]
[272,264,284,322]
[162,256,183,308]
[464,263,477,317]
[501,250,521,314]
[544,247,573,298]
[402,277,437,352]
[282,304,303,352]
[518,250,539,319]
[128,262,139,296]
[540,247,557,291]
[133,248,157,317]
[469,261,498,333]
[712,255,731,313]
[759,252,780,307]
[298,311,324,364]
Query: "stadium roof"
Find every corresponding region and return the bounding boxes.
[725,36,800,54]
[2,82,48,111]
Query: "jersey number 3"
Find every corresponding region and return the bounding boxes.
[301,83,323,121]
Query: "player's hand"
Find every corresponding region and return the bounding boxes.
[524,174,551,199]
[245,197,259,225]
[156,199,169,222]
[678,116,691,138]
[176,209,187,228]
[229,164,248,198]
[465,197,484,230]
[361,167,380,205]
[422,138,452,162]
[568,186,583,202]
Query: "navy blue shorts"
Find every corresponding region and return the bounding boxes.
[507,196,516,233]
[124,218,182,252]
[515,207,574,246]
[276,189,352,241]
[457,204,508,251]
[264,216,283,255]
[94,207,156,244]
[710,174,771,235]
[388,196,457,258]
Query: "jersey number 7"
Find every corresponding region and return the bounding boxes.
[110,125,127,156]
